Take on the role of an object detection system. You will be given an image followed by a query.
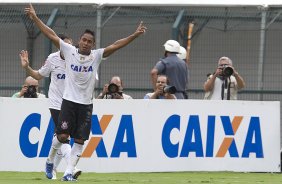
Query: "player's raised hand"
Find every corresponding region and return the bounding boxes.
[19,50,30,69]
[24,4,37,20]
[134,21,147,37]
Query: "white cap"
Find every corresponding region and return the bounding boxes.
[177,46,187,60]
[163,40,180,53]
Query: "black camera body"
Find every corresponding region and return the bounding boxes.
[106,83,123,99]
[163,85,176,94]
[24,85,38,98]
[221,65,233,78]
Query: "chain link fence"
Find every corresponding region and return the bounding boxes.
[0,5,281,102]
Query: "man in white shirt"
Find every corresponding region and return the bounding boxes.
[25,4,146,181]
[203,56,245,100]
[19,34,81,180]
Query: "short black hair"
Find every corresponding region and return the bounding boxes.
[81,29,95,42]
[58,33,71,40]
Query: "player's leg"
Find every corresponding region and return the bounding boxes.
[49,100,73,180]
[45,135,63,179]
[62,140,84,181]
[50,108,80,179]
[62,103,92,181]
[52,149,63,179]
[61,137,82,179]
[49,109,62,179]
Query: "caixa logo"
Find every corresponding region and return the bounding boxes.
[162,115,263,158]
[19,113,137,158]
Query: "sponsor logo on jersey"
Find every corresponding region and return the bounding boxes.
[57,74,66,79]
[71,65,93,72]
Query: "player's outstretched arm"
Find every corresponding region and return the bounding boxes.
[103,21,147,58]
[25,4,60,49]
[19,50,43,80]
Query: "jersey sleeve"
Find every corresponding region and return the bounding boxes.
[94,48,105,80]
[59,39,73,63]
[97,48,105,61]
[38,57,52,77]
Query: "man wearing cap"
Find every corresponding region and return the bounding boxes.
[150,40,188,99]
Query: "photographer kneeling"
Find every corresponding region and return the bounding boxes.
[12,76,46,98]
[144,75,176,99]
[96,76,133,99]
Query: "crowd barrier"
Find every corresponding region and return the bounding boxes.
[0,97,280,172]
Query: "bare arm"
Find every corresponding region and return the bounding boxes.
[19,50,43,80]
[96,84,109,99]
[25,66,43,80]
[203,68,221,92]
[25,4,60,49]
[150,89,161,99]
[233,71,245,90]
[204,75,216,92]
[150,68,158,90]
[103,21,147,58]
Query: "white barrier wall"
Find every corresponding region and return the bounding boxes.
[0,97,280,172]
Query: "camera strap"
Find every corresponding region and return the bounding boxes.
[221,78,231,100]
[221,81,225,100]
[227,77,231,100]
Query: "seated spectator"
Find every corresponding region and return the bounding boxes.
[96,76,133,99]
[12,76,46,98]
[144,75,176,99]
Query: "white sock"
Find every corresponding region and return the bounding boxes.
[64,143,83,176]
[53,149,63,171]
[46,136,62,164]
[61,143,72,164]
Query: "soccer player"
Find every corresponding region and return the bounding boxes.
[25,4,146,181]
[19,34,82,180]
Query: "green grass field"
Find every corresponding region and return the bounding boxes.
[0,172,281,184]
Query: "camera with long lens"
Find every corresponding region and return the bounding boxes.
[107,83,123,98]
[24,85,38,98]
[221,65,233,78]
[163,85,176,94]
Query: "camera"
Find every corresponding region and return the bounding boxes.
[107,83,123,98]
[221,65,233,78]
[24,85,38,98]
[108,83,120,94]
[163,85,176,94]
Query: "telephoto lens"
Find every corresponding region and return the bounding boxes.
[107,83,119,94]
[222,66,233,77]
[163,85,176,94]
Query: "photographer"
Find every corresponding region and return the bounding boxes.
[144,75,176,99]
[96,76,133,99]
[12,76,46,98]
[203,56,245,100]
